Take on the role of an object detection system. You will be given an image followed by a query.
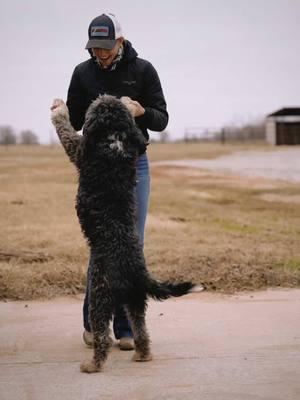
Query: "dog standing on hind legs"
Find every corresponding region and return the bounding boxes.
[51,95,201,373]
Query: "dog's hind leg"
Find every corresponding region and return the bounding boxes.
[80,287,113,373]
[126,300,153,362]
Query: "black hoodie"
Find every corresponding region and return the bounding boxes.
[66,41,168,141]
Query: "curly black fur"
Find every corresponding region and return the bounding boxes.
[51,95,195,372]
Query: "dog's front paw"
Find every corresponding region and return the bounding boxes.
[51,98,69,123]
[80,359,102,373]
[132,351,153,362]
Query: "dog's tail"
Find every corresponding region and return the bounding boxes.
[146,278,204,301]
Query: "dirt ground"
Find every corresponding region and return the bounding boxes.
[0,144,299,299]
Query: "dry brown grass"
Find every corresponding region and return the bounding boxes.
[1,143,299,300]
[147,140,275,161]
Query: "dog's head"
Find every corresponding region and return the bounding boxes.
[82,95,147,156]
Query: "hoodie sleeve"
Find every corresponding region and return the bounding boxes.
[135,62,168,132]
[66,66,87,131]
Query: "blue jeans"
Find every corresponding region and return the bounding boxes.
[83,153,150,338]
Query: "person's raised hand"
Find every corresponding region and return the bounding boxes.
[121,97,145,117]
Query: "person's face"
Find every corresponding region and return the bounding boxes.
[92,38,124,68]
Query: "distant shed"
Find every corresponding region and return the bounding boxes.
[266,108,300,145]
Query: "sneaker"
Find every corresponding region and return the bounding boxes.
[119,337,134,351]
[83,330,114,348]
[83,330,93,348]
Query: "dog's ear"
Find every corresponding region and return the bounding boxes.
[83,114,99,137]
[128,127,148,155]
[80,119,100,159]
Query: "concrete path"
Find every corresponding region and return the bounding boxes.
[154,148,300,182]
[1,290,300,400]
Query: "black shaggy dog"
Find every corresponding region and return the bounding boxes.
[51,95,199,373]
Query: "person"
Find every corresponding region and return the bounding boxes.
[66,13,168,350]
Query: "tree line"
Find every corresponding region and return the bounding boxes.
[0,126,39,145]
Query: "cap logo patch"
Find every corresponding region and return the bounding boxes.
[91,26,109,37]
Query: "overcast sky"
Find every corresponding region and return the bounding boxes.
[1,0,299,143]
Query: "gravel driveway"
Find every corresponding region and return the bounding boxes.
[154,148,300,182]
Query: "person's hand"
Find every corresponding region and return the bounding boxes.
[130,99,145,117]
[121,96,145,117]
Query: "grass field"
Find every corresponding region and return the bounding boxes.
[1,143,299,299]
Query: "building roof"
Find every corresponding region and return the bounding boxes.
[268,108,300,117]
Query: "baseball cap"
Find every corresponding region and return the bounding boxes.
[85,13,123,50]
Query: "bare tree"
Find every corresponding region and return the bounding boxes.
[0,126,17,145]
[19,130,39,145]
